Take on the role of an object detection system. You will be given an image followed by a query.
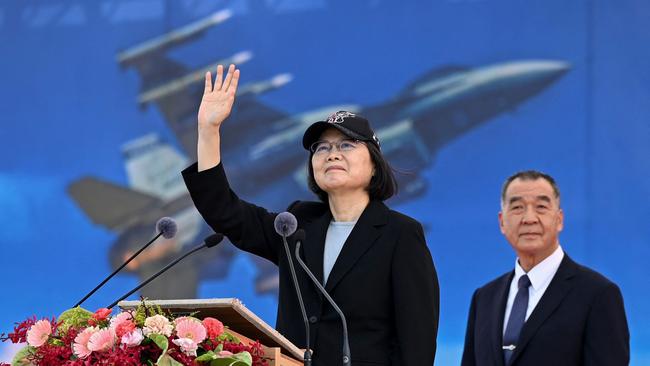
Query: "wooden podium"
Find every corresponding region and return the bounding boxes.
[118,298,303,366]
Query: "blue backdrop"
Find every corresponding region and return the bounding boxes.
[1,1,648,364]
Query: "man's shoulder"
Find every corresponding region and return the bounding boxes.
[565,255,621,291]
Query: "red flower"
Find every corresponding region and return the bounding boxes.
[94,308,112,321]
[0,316,38,344]
[115,320,136,338]
[88,308,112,326]
[202,317,224,339]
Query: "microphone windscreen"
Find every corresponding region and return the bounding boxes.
[293,229,306,242]
[156,217,178,239]
[205,233,224,248]
[274,212,298,236]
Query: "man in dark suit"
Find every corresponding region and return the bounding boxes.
[461,171,629,366]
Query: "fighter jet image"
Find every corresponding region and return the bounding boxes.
[238,60,570,204]
[67,9,570,299]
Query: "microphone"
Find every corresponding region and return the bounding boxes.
[274,211,298,237]
[294,229,351,366]
[107,233,224,309]
[273,212,312,366]
[73,217,178,308]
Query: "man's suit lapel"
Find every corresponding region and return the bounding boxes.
[490,272,513,366]
[324,200,388,293]
[509,254,578,365]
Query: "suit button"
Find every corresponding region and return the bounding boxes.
[309,316,318,324]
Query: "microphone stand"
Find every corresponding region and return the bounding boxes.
[281,232,312,366]
[74,231,163,308]
[108,242,205,309]
[295,241,351,366]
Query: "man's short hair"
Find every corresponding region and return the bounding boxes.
[501,170,561,205]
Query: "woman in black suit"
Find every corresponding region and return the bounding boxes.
[182,64,439,365]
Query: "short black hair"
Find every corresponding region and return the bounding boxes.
[307,142,398,203]
[501,170,561,205]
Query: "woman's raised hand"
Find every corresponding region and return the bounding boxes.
[198,64,240,132]
[196,64,239,171]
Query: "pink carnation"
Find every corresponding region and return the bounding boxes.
[73,327,98,359]
[26,319,52,347]
[87,328,116,352]
[109,311,133,330]
[143,315,173,337]
[172,338,198,356]
[202,317,224,339]
[175,318,206,344]
[121,328,144,347]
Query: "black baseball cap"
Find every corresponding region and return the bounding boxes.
[302,111,380,151]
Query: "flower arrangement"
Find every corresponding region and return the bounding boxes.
[0,302,269,366]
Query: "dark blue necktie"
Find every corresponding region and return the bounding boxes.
[503,274,531,365]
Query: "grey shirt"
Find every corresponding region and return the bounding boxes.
[323,220,356,284]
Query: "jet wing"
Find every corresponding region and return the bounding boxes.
[67,177,161,231]
[128,57,289,160]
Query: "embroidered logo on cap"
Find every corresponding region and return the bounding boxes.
[327,111,356,124]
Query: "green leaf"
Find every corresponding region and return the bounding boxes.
[148,333,172,365]
[11,346,35,366]
[195,351,217,362]
[209,351,253,366]
[216,331,239,343]
[57,307,93,334]
[231,351,253,365]
[156,354,184,366]
[148,334,169,353]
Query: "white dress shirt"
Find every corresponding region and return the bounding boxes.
[503,245,564,335]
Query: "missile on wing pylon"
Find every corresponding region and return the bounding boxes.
[137,51,253,105]
[236,73,294,97]
[117,9,233,66]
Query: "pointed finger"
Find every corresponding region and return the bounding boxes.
[215,65,224,90]
[226,69,240,95]
[223,64,236,91]
[204,71,213,93]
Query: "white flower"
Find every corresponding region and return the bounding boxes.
[172,338,198,356]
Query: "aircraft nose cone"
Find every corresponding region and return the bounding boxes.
[521,60,571,80]
[500,60,571,85]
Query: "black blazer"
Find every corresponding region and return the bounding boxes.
[183,163,439,366]
[461,254,629,366]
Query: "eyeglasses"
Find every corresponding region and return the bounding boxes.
[310,139,363,155]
